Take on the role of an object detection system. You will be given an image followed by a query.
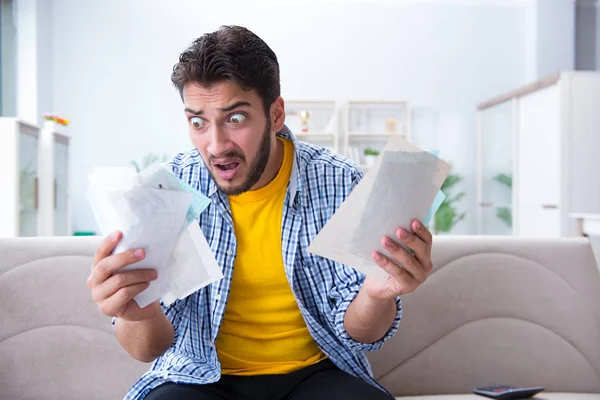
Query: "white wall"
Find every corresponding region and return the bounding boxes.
[49,0,531,233]
[12,0,53,124]
[535,0,575,77]
[14,0,37,124]
[597,2,600,68]
[35,0,52,125]
[576,2,597,70]
[1,0,18,116]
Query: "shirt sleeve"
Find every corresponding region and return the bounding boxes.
[329,268,402,352]
[110,298,187,345]
[326,167,403,352]
[160,298,187,343]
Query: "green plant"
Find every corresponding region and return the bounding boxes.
[434,172,466,234]
[496,207,512,228]
[19,165,36,218]
[494,173,512,188]
[494,173,512,227]
[130,153,170,173]
[363,147,380,156]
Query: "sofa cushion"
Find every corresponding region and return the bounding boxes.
[370,236,600,397]
[0,237,149,400]
[1,236,599,400]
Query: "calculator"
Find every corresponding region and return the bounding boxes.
[473,385,545,400]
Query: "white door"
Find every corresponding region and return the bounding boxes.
[480,101,514,235]
[516,84,562,236]
[517,205,561,238]
[18,129,39,237]
[53,137,69,235]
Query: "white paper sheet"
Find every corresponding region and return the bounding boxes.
[160,222,224,306]
[137,163,211,232]
[87,164,221,308]
[308,136,451,281]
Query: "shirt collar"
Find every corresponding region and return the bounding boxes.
[207,125,303,208]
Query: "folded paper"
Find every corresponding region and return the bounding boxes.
[308,137,451,282]
[87,163,222,308]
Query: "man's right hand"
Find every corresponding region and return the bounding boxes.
[87,231,160,322]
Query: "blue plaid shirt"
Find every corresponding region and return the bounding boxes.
[124,127,403,400]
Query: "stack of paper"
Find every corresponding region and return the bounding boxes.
[308,137,451,282]
[87,163,223,308]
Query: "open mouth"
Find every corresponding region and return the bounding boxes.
[212,159,242,181]
[215,162,239,171]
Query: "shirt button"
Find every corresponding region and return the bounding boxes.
[227,249,233,255]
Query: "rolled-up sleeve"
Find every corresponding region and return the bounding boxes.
[328,262,403,352]
[325,166,402,352]
[110,298,186,344]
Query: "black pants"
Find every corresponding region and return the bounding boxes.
[144,359,392,400]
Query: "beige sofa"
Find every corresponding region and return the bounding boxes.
[1,236,599,400]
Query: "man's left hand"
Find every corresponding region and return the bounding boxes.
[364,219,433,300]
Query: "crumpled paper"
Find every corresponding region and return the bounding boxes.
[87,163,223,308]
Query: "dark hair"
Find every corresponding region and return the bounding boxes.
[171,25,280,113]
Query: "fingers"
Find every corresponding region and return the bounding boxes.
[92,231,121,269]
[372,250,419,293]
[97,282,150,317]
[380,236,428,283]
[88,231,154,318]
[92,269,157,303]
[87,248,146,289]
[411,219,432,247]
[395,225,434,274]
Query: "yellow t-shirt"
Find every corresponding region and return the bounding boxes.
[216,138,327,376]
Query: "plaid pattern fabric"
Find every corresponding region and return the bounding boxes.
[123,127,402,400]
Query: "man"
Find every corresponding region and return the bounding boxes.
[87,25,433,400]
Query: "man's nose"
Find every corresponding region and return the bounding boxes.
[206,125,233,157]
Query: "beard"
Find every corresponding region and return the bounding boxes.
[209,119,272,196]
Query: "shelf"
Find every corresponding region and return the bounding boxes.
[347,132,408,138]
[294,132,336,137]
[348,100,409,105]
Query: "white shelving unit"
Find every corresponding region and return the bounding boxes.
[0,118,71,237]
[0,118,40,237]
[476,71,600,237]
[343,100,412,170]
[284,100,339,153]
[38,120,71,236]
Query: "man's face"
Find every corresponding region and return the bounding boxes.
[183,81,274,196]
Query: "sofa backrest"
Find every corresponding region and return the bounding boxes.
[0,236,148,400]
[1,236,599,399]
[368,236,600,396]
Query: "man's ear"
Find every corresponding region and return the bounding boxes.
[270,97,286,133]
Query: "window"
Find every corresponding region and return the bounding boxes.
[0,0,17,116]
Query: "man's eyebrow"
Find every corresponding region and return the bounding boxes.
[184,101,252,116]
[219,101,252,112]
[184,108,202,115]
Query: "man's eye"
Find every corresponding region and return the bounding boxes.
[190,117,205,129]
[229,113,246,124]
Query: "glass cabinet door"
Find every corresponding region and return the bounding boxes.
[479,100,514,235]
[18,129,38,236]
[53,137,69,236]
